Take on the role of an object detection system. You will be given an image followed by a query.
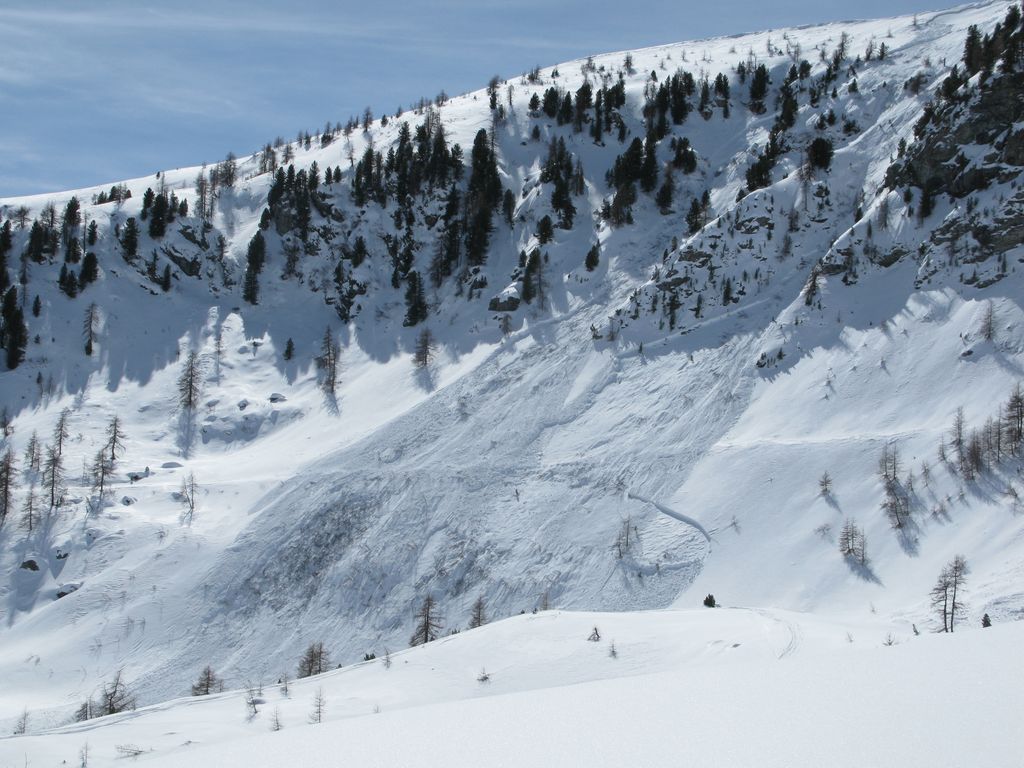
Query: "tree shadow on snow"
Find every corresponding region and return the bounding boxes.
[321,391,340,417]
[413,364,435,393]
[844,555,882,585]
[176,411,197,459]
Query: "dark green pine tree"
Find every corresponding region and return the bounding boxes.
[403,270,428,326]
[585,244,600,272]
[963,25,983,74]
[537,215,555,244]
[749,64,770,111]
[1,287,27,369]
[26,221,47,263]
[655,171,674,212]
[148,194,168,238]
[121,217,139,261]
[521,249,541,304]
[686,199,703,234]
[464,130,501,266]
[502,189,515,227]
[141,188,155,219]
[0,220,13,263]
[79,252,99,287]
[242,232,266,304]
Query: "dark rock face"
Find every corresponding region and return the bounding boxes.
[488,294,520,312]
[888,73,1024,198]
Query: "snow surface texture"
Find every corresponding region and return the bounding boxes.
[0,3,1022,759]
[2,610,1021,768]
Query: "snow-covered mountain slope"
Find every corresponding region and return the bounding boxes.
[3,609,1021,768]
[1,0,1023,740]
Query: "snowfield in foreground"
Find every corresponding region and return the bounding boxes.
[2,608,1020,767]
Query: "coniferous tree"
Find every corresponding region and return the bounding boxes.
[536,215,555,245]
[655,169,674,212]
[413,327,435,368]
[686,199,704,234]
[21,483,39,532]
[748,64,770,111]
[105,415,126,466]
[42,445,65,510]
[52,408,71,458]
[297,642,330,678]
[410,595,443,646]
[177,351,203,411]
[121,217,139,261]
[82,303,99,355]
[931,555,969,632]
[24,430,41,473]
[468,595,487,629]
[808,138,834,170]
[464,129,501,265]
[90,448,112,498]
[242,232,266,305]
[317,327,339,394]
[963,24,983,74]
[79,251,99,287]
[2,287,27,369]
[191,666,224,696]
[148,194,169,238]
[403,271,428,326]
[0,448,16,530]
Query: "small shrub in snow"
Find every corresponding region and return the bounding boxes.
[308,687,326,724]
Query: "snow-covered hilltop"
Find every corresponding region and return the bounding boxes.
[1,2,1023,759]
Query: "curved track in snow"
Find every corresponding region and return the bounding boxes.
[626,490,713,543]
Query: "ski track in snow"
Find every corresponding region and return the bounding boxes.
[747,607,803,660]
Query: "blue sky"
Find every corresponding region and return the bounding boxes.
[0,0,951,197]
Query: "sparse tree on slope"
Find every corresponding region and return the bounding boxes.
[105,415,126,466]
[317,327,340,394]
[178,351,203,411]
[42,445,65,510]
[90,449,112,498]
[410,595,443,646]
[191,665,224,696]
[931,555,969,632]
[297,642,330,678]
[52,408,71,458]
[468,595,487,629]
[0,448,16,529]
